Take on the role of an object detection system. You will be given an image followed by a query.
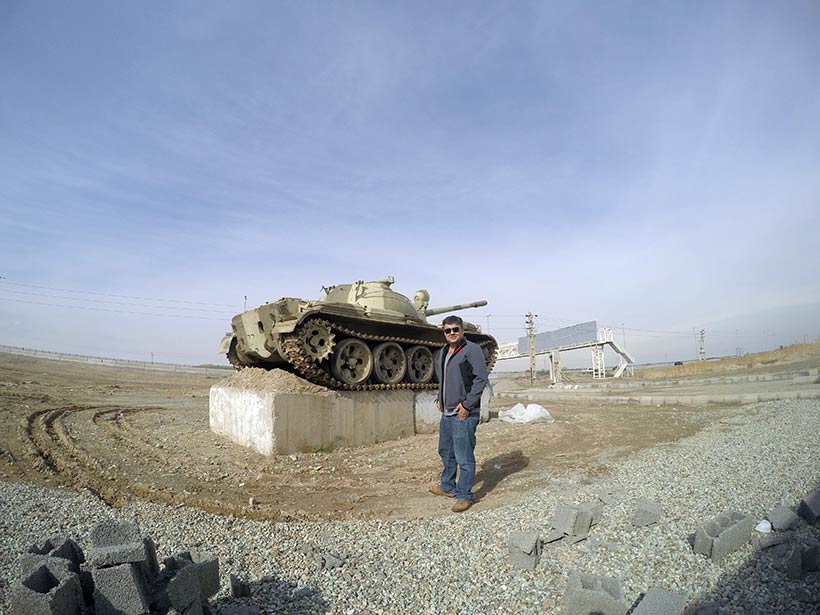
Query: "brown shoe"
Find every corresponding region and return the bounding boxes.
[429,486,456,498]
[451,500,472,513]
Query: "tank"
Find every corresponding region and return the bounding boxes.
[217,276,498,390]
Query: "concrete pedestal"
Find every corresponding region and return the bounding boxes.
[210,382,493,455]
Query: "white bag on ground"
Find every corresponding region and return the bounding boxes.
[498,403,554,424]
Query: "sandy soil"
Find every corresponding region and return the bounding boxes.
[0,352,742,523]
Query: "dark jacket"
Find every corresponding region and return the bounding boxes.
[436,339,489,413]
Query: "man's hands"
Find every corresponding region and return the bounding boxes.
[437,400,470,419]
[456,403,469,420]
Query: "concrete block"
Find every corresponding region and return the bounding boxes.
[210,384,417,454]
[92,563,150,615]
[20,537,84,576]
[803,544,820,571]
[19,553,47,576]
[693,511,754,562]
[632,500,662,527]
[230,573,251,598]
[167,564,203,615]
[89,520,147,567]
[767,505,800,530]
[48,537,85,569]
[140,536,160,580]
[753,533,790,550]
[577,502,604,526]
[91,519,142,548]
[797,490,820,523]
[553,504,578,535]
[632,588,689,615]
[508,531,542,570]
[562,571,627,615]
[11,565,82,615]
[785,546,803,579]
[90,543,148,568]
[189,550,220,599]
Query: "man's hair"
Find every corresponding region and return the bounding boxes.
[442,315,463,327]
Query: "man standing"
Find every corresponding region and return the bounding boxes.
[430,315,488,512]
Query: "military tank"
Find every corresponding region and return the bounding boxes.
[218,276,497,390]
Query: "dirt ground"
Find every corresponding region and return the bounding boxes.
[0,352,779,523]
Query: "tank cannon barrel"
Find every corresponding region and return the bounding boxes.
[424,300,487,317]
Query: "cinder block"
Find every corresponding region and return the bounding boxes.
[784,546,803,579]
[48,537,85,569]
[553,504,593,537]
[230,573,251,598]
[632,588,689,614]
[508,531,542,570]
[19,537,84,575]
[753,533,789,550]
[553,504,579,535]
[92,562,150,615]
[693,511,754,562]
[562,571,627,615]
[89,520,147,567]
[189,550,220,599]
[577,502,604,526]
[797,490,820,523]
[167,564,204,615]
[141,536,160,579]
[803,544,820,571]
[632,500,662,527]
[767,505,800,531]
[11,565,82,615]
[91,519,142,548]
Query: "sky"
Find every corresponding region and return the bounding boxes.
[1,1,819,368]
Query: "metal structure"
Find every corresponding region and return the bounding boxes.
[496,321,635,383]
[525,312,537,385]
[218,276,498,391]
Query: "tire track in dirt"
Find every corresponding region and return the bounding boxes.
[22,404,290,521]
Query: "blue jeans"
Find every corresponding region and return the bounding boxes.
[438,413,479,502]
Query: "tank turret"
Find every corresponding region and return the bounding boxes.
[219,276,497,391]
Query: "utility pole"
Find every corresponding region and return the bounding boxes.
[485,314,492,334]
[698,329,706,361]
[525,312,537,385]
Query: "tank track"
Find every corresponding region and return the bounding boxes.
[281,318,498,391]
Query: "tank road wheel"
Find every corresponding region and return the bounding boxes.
[405,345,434,384]
[371,342,407,385]
[300,320,335,362]
[431,348,442,383]
[330,338,373,385]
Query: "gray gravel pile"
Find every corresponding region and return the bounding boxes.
[2,399,819,614]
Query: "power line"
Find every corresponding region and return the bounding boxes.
[0,278,238,308]
[0,296,228,321]
[0,287,236,315]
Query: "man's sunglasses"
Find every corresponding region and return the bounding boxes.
[443,327,461,334]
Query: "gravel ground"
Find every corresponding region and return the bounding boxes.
[2,399,819,614]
